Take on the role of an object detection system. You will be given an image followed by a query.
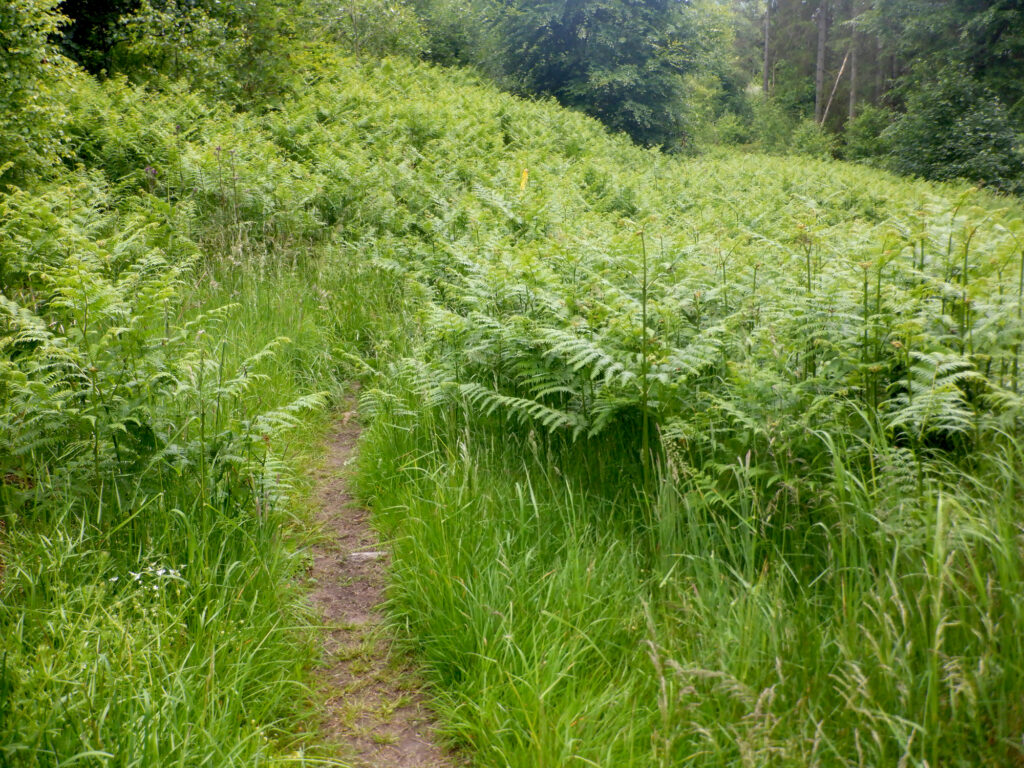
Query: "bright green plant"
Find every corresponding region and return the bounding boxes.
[0,0,77,182]
[117,0,240,85]
[308,0,426,57]
[265,55,1024,767]
[789,117,837,157]
[843,103,895,160]
[0,63,341,767]
[6,32,1024,768]
[749,93,795,152]
[410,0,493,64]
[111,0,301,102]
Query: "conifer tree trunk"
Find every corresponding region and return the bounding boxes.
[814,1,828,123]
[763,0,771,94]
[849,30,858,118]
[874,37,884,101]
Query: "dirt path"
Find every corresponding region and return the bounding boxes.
[308,413,457,768]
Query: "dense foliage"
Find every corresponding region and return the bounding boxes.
[265,56,1024,766]
[5,1,1024,765]
[49,0,1024,190]
[57,0,137,72]
[489,0,712,146]
[0,0,75,180]
[0,58,348,768]
[55,0,303,102]
[410,0,729,147]
[884,70,1023,193]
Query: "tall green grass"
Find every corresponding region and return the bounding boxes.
[356,379,1024,766]
[0,71,360,766]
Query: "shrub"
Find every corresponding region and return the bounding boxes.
[843,103,896,161]
[306,0,425,58]
[682,71,754,150]
[488,0,716,148]
[788,118,837,158]
[0,0,77,183]
[57,0,138,73]
[411,0,491,65]
[113,0,301,103]
[750,94,795,153]
[884,71,1024,194]
[713,111,752,145]
[116,0,239,86]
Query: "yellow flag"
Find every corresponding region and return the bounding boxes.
[519,168,529,192]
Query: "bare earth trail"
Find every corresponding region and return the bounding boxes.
[308,413,459,768]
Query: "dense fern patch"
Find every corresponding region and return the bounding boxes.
[282,56,1024,767]
[3,48,1024,767]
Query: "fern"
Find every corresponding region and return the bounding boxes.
[884,351,984,438]
[459,381,588,436]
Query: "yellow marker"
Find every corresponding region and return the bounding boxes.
[519,168,529,192]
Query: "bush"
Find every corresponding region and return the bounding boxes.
[843,104,896,161]
[308,0,426,58]
[713,111,752,145]
[409,0,485,64]
[113,0,301,103]
[57,0,138,73]
[486,0,719,148]
[789,118,837,158]
[116,0,240,86]
[682,67,754,151]
[750,95,795,153]
[0,0,77,183]
[884,71,1024,194]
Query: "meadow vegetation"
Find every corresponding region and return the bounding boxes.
[307,59,1024,767]
[0,61,363,765]
[3,14,1024,768]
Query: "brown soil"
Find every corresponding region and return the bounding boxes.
[308,412,459,768]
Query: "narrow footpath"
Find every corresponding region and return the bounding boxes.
[308,412,458,768]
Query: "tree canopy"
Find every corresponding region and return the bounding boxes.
[490,0,714,147]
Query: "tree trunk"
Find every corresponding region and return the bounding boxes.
[763,0,771,94]
[849,30,858,118]
[822,49,850,125]
[814,1,828,123]
[874,37,884,101]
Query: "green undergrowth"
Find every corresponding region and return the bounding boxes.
[0,186,339,764]
[0,71,365,766]
[4,47,1024,766]
[288,56,1023,767]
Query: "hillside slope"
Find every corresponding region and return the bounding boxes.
[285,54,1024,768]
[3,48,1024,767]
